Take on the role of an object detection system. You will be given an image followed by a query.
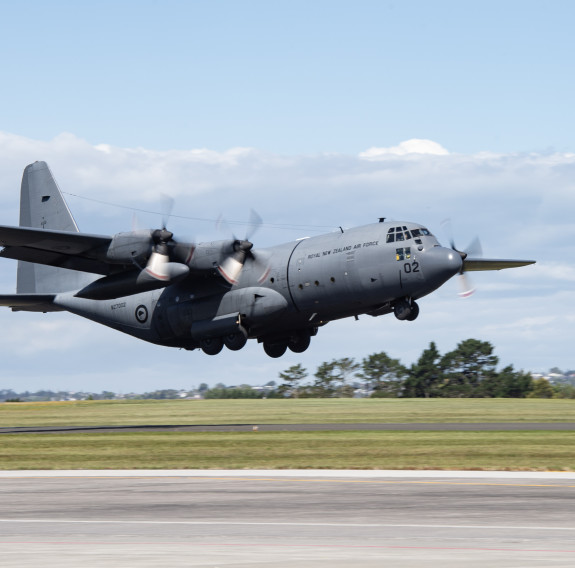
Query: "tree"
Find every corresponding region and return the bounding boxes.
[356,352,407,397]
[402,341,443,398]
[552,383,575,399]
[527,378,555,399]
[440,339,498,397]
[278,364,308,398]
[312,358,358,397]
[488,366,533,398]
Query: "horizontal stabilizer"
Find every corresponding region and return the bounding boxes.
[463,259,536,272]
[0,294,62,312]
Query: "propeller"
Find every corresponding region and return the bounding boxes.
[142,195,189,283]
[441,220,483,298]
[217,209,270,285]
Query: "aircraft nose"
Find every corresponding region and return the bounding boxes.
[422,246,463,284]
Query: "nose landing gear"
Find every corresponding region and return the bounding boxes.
[393,298,420,321]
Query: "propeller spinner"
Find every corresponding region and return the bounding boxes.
[216,210,270,285]
[143,200,189,283]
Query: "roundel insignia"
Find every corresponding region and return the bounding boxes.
[135,305,148,324]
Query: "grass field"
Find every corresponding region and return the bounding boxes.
[1,399,574,470]
[1,431,574,471]
[1,398,575,427]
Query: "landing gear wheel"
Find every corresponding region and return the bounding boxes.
[288,331,311,353]
[263,341,288,358]
[223,332,248,351]
[200,337,224,355]
[406,301,420,321]
[393,298,412,321]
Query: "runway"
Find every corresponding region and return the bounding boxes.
[1,470,574,567]
[3,422,575,434]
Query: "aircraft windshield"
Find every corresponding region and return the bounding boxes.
[386,226,432,243]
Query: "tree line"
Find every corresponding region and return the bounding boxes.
[276,338,572,399]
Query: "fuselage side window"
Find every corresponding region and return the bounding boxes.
[386,233,395,243]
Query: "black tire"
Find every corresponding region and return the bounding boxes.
[288,331,311,353]
[393,299,411,321]
[223,332,248,351]
[406,301,420,321]
[263,341,287,358]
[200,337,224,355]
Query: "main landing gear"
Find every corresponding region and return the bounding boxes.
[200,328,313,357]
[262,329,313,358]
[201,328,248,355]
[200,336,224,355]
[393,298,420,321]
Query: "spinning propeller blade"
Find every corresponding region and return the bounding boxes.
[142,195,189,283]
[216,210,269,285]
[442,219,481,298]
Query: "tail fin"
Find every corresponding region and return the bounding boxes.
[17,162,94,293]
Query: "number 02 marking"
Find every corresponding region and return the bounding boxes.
[403,262,420,273]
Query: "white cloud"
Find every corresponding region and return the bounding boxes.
[359,139,450,159]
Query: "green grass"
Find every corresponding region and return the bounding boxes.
[1,431,574,471]
[2,399,574,470]
[1,398,575,427]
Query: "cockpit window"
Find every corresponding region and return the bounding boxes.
[389,227,432,243]
[411,228,433,237]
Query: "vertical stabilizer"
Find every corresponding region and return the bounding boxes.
[17,162,94,293]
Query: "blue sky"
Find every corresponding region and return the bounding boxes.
[1,1,574,154]
[0,1,573,392]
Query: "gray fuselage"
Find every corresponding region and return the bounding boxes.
[54,221,462,350]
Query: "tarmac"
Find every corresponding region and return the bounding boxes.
[1,469,574,567]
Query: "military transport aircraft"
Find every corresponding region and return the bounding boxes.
[0,162,535,357]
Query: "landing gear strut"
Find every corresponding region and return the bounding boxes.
[393,298,419,321]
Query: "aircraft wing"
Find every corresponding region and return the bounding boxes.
[463,258,536,271]
[0,225,114,275]
[0,293,62,312]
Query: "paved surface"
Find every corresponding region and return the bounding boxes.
[3,422,575,434]
[1,470,574,567]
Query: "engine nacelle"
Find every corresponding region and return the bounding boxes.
[106,230,153,264]
[176,240,235,271]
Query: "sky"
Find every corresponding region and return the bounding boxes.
[0,1,573,392]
